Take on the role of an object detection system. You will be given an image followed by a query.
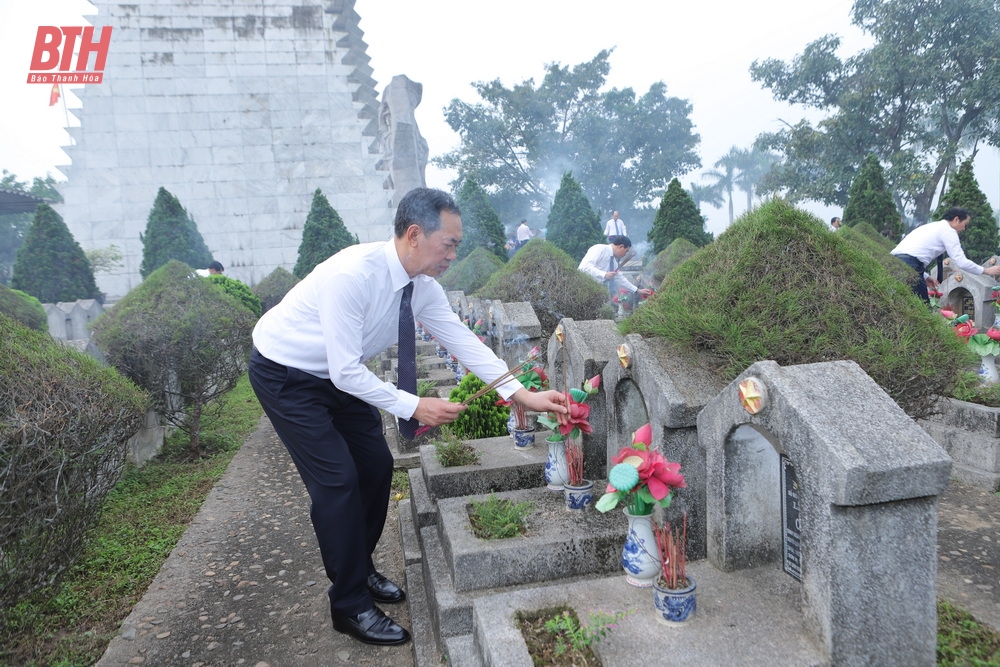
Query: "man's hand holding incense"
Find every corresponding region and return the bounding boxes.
[413,397,466,427]
[512,388,570,426]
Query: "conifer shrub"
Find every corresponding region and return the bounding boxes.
[92,261,257,456]
[293,188,358,278]
[648,178,712,254]
[252,267,300,314]
[848,221,895,251]
[0,314,146,621]
[625,199,972,418]
[139,188,213,279]
[477,240,608,341]
[933,159,998,264]
[842,154,902,241]
[456,178,507,262]
[448,373,509,440]
[10,204,101,303]
[0,284,46,331]
[439,246,504,294]
[206,274,263,317]
[648,237,699,286]
[545,172,605,262]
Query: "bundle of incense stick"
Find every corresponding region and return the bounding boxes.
[459,366,534,404]
[612,250,636,275]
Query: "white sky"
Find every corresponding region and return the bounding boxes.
[1,0,998,236]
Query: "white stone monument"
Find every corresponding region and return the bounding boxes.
[57,0,401,298]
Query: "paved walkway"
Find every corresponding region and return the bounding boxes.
[97,416,412,667]
[98,416,1000,666]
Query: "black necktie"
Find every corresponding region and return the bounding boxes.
[397,282,418,439]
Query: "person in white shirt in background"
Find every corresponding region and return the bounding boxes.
[247,188,568,648]
[603,211,626,241]
[579,235,652,301]
[891,206,1000,304]
[515,219,533,250]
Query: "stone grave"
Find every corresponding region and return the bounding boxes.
[940,256,1000,329]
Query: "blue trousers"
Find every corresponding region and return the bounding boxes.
[248,349,392,615]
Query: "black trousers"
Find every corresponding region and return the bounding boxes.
[893,253,930,303]
[248,349,392,616]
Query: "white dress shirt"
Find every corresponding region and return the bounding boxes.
[578,243,638,294]
[252,241,522,420]
[891,219,984,275]
[516,223,533,243]
[603,217,627,237]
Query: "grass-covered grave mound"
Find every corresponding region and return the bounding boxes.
[625,199,973,418]
[477,239,609,341]
[439,246,504,295]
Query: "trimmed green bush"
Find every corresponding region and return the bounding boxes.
[0,314,147,623]
[648,237,699,286]
[448,373,509,440]
[252,267,300,314]
[11,204,100,303]
[456,178,507,262]
[139,188,213,279]
[625,199,972,418]
[648,178,712,254]
[206,274,263,317]
[842,154,902,241]
[0,284,46,331]
[933,159,998,264]
[476,240,608,340]
[546,172,605,262]
[92,260,257,456]
[294,188,358,278]
[439,246,504,294]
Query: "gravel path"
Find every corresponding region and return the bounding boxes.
[96,416,413,667]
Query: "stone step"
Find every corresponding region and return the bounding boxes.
[437,487,624,594]
[419,435,552,500]
[444,634,482,667]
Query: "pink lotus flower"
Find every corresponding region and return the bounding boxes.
[632,423,652,449]
[583,374,601,393]
[940,309,956,319]
[611,446,686,501]
[955,322,978,339]
[559,398,592,436]
[988,328,1000,341]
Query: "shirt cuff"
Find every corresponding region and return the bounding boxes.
[392,391,420,420]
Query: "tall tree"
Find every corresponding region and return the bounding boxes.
[734,148,780,211]
[842,154,902,241]
[545,172,604,262]
[703,149,740,226]
[933,159,998,264]
[649,178,712,254]
[436,50,700,225]
[0,171,61,285]
[139,187,213,278]
[687,182,724,212]
[11,204,100,303]
[293,188,358,278]
[751,0,1000,223]
[454,178,507,262]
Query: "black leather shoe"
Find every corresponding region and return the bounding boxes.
[367,571,406,603]
[332,606,411,646]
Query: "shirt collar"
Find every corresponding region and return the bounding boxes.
[384,239,412,293]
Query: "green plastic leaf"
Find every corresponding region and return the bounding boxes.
[636,486,655,504]
[569,426,580,440]
[595,493,620,512]
[569,387,588,402]
[546,433,566,443]
[536,414,559,430]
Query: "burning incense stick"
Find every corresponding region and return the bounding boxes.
[612,249,635,275]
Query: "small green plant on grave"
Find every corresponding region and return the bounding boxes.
[950,371,1000,408]
[517,605,631,666]
[469,493,532,539]
[544,607,631,657]
[433,426,480,467]
[417,378,439,397]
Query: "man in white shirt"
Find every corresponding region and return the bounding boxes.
[578,235,652,301]
[515,219,533,250]
[891,206,1000,303]
[249,188,568,647]
[603,211,626,241]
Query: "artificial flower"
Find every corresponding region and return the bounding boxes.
[559,399,592,436]
[583,374,601,393]
[988,328,1000,341]
[631,423,652,449]
[611,446,686,501]
[940,309,956,319]
[955,321,978,339]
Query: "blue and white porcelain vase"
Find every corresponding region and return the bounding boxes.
[621,508,659,587]
[507,411,517,435]
[563,480,594,510]
[544,438,569,491]
[513,428,535,450]
[979,354,1000,384]
[653,576,697,625]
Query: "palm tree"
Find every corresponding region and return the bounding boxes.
[703,147,741,226]
[687,182,724,212]
[734,148,780,211]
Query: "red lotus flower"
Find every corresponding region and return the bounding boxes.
[632,423,652,449]
[559,398,592,436]
[583,374,601,393]
[940,309,956,319]
[611,446,686,501]
[988,328,1000,341]
[955,322,978,339]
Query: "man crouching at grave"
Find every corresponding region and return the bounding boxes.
[248,187,569,647]
[579,235,653,302]
[891,206,1000,304]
